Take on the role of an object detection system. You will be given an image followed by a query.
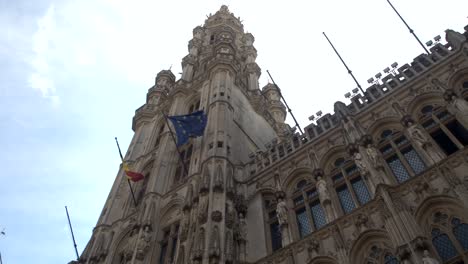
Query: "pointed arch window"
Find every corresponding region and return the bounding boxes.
[159,222,180,264]
[431,228,458,262]
[263,195,282,252]
[292,180,327,238]
[331,158,371,214]
[420,105,468,156]
[384,253,399,264]
[451,218,468,250]
[188,100,200,114]
[378,130,426,183]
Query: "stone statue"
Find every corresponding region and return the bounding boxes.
[276,197,289,225]
[445,29,467,50]
[407,122,445,163]
[179,211,190,241]
[136,226,152,260]
[316,176,331,202]
[366,144,383,170]
[422,250,440,264]
[224,230,234,263]
[209,225,221,258]
[213,165,224,191]
[238,213,247,242]
[198,197,209,223]
[353,152,368,175]
[446,93,468,129]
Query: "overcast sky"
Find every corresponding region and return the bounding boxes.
[0,0,467,263]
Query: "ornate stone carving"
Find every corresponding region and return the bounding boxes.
[225,204,235,228]
[403,116,445,163]
[226,167,235,197]
[234,212,247,242]
[211,210,223,222]
[135,226,152,260]
[209,225,221,260]
[306,239,320,258]
[225,230,234,263]
[180,211,190,242]
[184,183,194,210]
[192,228,205,261]
[445,29,466,50]
[444,89,468,129]
[316,176,331,203]
[422,250,440,264]
[213,164,224,192]
[198,196,209,224]
[353,152,369,175]
[276,196,288,226]
[200,167,211,194]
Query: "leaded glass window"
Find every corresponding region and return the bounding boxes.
[292,180,328,237]
[378,131,425,183]
[432,228,458,261]
[420,105,467,156]
[296,207,312,237]
[401,147,426,174]
[174,144,193,183]
[270,222,282,251]
[310,200,326,229]
[384,253,399,264]
[264,196,282,252]
[331,157,371,215]
[452,218,468,250]
[337,185,355,213]
[351,177,371,205]
[387,155,410,183]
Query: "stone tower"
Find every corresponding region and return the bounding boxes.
[77,5,287,264]
[76,6,468,264]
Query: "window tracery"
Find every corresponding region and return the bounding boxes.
[159,222,180,264]
[419,105,468,156]
[291,179,326,238]
[428,212,468,263]
[331,158,371,214]
[263,195,282,252]
[378,129,426,183]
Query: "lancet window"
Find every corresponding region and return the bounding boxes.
[174,144,193,183]
[264,195,282,252]
[378,130,426,183]
[331,158,371,214]
[159,223,180,264]
[429,212,468,263]
[188,100,200,113]
[420,105,468,156]
[292,179,327,238]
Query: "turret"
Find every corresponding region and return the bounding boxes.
[262,83,286,123]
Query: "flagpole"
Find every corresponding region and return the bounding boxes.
[161,112,190,178]
[386,0,429,54]
[65,206,80,261]
[266,70,304,135]
[115,137,138,207]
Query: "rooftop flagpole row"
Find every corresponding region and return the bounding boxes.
[386,0,430,54]
[322,32,366,97]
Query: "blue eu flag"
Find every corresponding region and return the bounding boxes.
[168,111,208,147]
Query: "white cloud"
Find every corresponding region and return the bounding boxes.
[28,4,59,106]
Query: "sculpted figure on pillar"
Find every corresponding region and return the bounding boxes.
[276,196,289,226]
[422,250,440,264]
[445,29,467,50]
[135,226,152,260]
[353,152,369,175]
[402,116,445,163]
[444,89,468,129]
[365,143,384,170]
[316,176,331,202]
[334,101,364,144]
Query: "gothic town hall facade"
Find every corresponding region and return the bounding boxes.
[75,6,468,264]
